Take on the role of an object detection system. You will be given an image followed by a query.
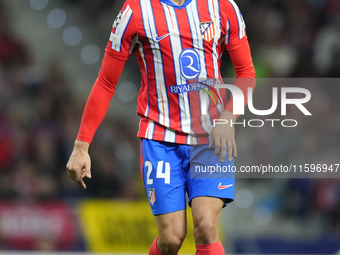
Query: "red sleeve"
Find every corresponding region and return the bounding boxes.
[76,52,127,143]
[76,0,137,143]
[222,1,256,116]
[224,39,256,115]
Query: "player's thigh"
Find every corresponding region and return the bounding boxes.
[140,138,187,215]
[155,209,187,243]
[191,196,224,224]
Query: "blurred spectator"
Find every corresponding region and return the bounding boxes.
[0,3,29,72]
[314,12,340,76]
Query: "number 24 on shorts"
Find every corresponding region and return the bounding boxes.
[145,161,171,185]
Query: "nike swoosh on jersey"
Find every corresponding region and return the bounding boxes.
[218,183,233,190]
[155,33,170,42]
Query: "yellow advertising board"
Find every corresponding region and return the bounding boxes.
[78,200,196,253]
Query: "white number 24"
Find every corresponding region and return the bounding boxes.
[145,161,170,185]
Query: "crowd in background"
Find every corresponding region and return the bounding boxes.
[0,0,340,244]
[0,1,140,201]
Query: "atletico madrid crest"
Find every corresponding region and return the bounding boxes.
[148,188,156,205]
[199,21,215,42]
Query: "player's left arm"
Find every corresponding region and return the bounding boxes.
[209,40,256,162]
[209,1,256,162]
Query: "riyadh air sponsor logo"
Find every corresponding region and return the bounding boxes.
[179,48,201,80]
[169,78,218,93]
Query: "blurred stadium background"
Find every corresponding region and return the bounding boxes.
[0,0,340,254]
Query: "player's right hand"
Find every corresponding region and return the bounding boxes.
[66,140,92,189]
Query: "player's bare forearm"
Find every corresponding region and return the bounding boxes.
[209,110,237,162]
[66,140,92,189]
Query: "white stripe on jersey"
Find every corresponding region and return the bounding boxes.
[207,0,221,78]
[111,5,133,52]
[137,40,150,117]
[187,134,196,145]
[227,0,246,39]
[162,4,191,134]
[164,128,176,143]
[141,0,170,128]
[186,0,212,134]
[146,119,155,139]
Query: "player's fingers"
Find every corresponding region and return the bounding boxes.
[214,138,221,157]
[73,170,81,182]
[69,170,79,183]
[79,179,87,189]
[73,169,86,189]
[80,168,86,179]
[85,169,92,179]
[74,170,87,189]
[232,138,237,158]
[209,135,214,148]
[227,139,233,161]
[79,168,89,181]
[220,139,227,162]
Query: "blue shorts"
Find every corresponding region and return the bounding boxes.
[140,138,235,215]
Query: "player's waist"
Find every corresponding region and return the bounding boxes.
[137,117,210,145]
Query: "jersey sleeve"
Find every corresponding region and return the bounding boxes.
[76,52,127,144]
[224,39,256,115]
[223,1,256,116]
[75,1,137,144]
[106,0,138,61]
[224,0,247,51]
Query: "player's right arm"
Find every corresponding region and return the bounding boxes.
[66,53,127,189]
[66,1,137,189]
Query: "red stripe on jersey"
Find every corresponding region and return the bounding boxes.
[140,139,144,179]
[175,7,191,49]
[197,135,209,144]
[175,130,188,144]
[152,121,166,141]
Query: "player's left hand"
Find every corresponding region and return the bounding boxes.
[209,110,237,162]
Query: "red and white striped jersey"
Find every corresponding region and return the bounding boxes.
[107,0,248,144]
